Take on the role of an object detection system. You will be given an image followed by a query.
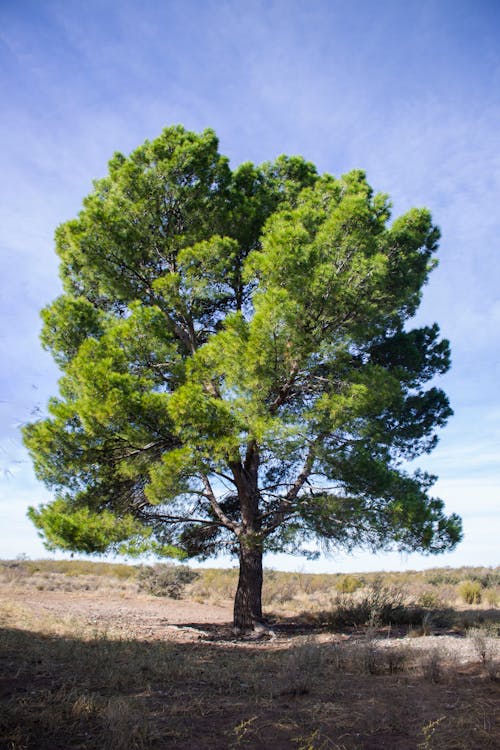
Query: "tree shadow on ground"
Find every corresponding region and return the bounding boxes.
[1,624,498,750]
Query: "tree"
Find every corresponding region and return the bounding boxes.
[24,126,462,630]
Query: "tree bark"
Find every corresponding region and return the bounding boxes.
[233,536,263,630]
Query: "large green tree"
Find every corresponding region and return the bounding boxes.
[24,126,462,630]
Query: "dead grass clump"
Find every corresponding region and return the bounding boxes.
[342,636,413,676]
[485,588,499,607]
[4,686,158,750]
[467,627,500,679]
[275,639,326,696]
[420,648,443,683]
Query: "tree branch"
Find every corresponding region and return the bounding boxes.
[212,470,237,486]
[138,508,227,527]
[201,474,241,534]
[261,445,316,535]
[269,361,301,414]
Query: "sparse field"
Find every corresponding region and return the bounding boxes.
[0,560,499,749]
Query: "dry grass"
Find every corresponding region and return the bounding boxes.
[1,618,498,749]
[1,560,499,749]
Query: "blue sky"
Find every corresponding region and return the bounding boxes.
[0,0,498,571]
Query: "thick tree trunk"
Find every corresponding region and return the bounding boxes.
[233,537,263,630]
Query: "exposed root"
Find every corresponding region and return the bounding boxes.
[233,621,276,640]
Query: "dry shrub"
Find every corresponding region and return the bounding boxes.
[322,580,415,629]
[418,590,443,609]
[420,648,443,682]
[275,640,325,695]
[353,639,381,674]
[137,563,198,598]
[467,628,500,679]
[408,610,440,637]
[262,573,298,606]
[325,640,347,671]
[384,643,412,673]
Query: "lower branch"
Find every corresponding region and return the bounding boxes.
[201,474,241,533]
[261,447,316,535]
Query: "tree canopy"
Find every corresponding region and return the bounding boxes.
[24,125,462,629]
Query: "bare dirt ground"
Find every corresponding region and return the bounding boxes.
[1,583,499,749]
[0,584,493,659]
[0,586,235,642]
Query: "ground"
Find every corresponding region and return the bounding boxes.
[0,573,499,749]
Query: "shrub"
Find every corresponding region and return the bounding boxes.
[418,590,442,609]
[323,580,416,629]
[334,574,363,594]
[485,589,499,607]
[466,570,500,588]
[137,564,198,598]
[458,580,482,605]
[421,649,443,682]
[189,567,238,602]
[425,570,461,586]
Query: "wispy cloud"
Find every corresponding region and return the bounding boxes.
[1,0,498,567]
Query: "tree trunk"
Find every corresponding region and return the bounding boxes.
[233,536,263,630]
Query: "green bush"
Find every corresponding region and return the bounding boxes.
[458,580,482,605]
[418,590,443,609]
[425,571,461,586]
[334,574,363,594]
[465,570,500,588]
[138,564,198,598]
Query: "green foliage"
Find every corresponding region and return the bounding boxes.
[27,499,184,559]
[458,580,483,605]
[425,570,461,586]
[137,564,198,598]
[464,570,500,588]
[334,574,363,594]
[418,590,443,609]
[23,124,461,589]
